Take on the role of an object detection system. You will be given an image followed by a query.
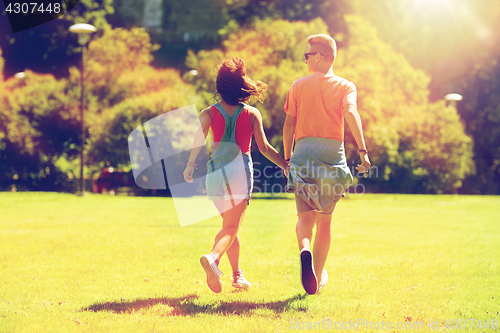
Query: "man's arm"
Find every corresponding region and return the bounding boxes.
[344,104,371,173]
[283,114,296,161]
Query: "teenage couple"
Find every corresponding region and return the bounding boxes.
[183,34,371,295]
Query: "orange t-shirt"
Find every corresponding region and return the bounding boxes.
[284,72,357,142]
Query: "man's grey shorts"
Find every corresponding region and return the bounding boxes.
[287,137,353,215]
[295,192,342,215]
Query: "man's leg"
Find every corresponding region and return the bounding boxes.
[296,210,316,250]
[296,209,318,294]
[295,193,316,250]
[313,211,333,278]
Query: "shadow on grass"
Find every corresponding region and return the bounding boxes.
[82,293,309,316]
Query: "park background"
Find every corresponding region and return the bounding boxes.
[1,1,500,333]
[1,0,499,195]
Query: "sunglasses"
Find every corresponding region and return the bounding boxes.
[304,52,323,61]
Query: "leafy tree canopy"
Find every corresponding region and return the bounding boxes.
[458,57,500,194]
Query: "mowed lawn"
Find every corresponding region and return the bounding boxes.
[0,192,499,332]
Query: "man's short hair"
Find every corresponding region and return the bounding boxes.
[307,34,337,62]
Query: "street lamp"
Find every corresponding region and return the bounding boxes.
[445,93,463,108]
[69,23,96,196]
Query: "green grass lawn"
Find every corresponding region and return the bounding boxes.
[0,192,499,332]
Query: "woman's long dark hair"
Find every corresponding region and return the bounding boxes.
[214,57,268,105]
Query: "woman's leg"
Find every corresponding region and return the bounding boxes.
[226,233,241,272]
[226,202,247,272]
[210,199,247,260]
[212,199,244,271]
[213,200,225,218]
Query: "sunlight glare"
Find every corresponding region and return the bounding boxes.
[413,0,453,12]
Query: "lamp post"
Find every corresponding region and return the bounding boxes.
[445,93,463,108]
[69,23,96,196]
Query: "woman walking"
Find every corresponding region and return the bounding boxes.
[183,57,289,293]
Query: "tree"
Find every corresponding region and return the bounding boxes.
[458,57,500,194]
[336,15,475,193]
[348,0,499,75]
[60,27,202,181]
[0,47,3,82]
[67,27,159,109]
[387,102,475,193]
[62,0,114,31]
[0,70,79,190]
[223,0,350,35]
[1,28,199,192]
[346,0,499,193]
[85,68,200,174]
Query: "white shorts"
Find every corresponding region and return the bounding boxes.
[206,154,253,202]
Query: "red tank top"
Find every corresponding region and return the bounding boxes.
[211,104,253,155]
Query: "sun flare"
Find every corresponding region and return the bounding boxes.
[412,0,454,12]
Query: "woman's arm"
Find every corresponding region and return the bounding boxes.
[183,108,212,183]
[251,108,289,175]
[344,104,371,173]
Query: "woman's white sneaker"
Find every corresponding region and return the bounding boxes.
[200,254,224,293]
[231,270,251,288]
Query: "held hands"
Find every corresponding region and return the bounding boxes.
[282,158,290,178]
[355,152,371,174]
[283,160,290,178]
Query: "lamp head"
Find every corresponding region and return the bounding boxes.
[69,24,96,45]
[445,93,463,102]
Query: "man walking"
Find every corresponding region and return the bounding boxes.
[283,34,371,295]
